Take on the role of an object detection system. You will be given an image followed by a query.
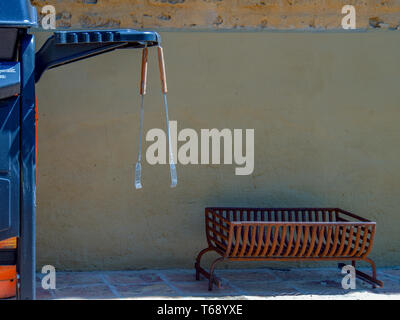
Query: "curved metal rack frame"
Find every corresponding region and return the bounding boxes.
[195,207,383,291]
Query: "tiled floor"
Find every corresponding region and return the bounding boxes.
[35,267,400,300]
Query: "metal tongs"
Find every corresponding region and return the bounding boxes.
[134,45,177,189]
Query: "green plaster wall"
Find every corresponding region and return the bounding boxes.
[35,31,400,270]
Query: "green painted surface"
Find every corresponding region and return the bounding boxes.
[35,31,400,270]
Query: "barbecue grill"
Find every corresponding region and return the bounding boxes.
[0,0,160,299]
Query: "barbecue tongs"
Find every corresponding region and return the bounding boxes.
[134,45,177,189]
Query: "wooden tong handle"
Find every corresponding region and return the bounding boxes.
[157,46,168,94]
[140,47,148,95]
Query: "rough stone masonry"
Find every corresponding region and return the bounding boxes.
[31,0,400,30]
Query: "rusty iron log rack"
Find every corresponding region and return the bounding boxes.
[195,207,383,291]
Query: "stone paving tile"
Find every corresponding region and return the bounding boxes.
[171,281,242,297]
[367,277,400,295]
[381,268,400,280]
[50,272,105,289]
[114,283,177,298]
[103,271,162,286]
[161,271,199,282]
[36,287,54,300]
[232,280,300,297]
[30,268,400,300]
[218,269,278,282]
[269,268,342,282]
[291,279,349,295]
[53,284,116,300]
[338,268,398,293]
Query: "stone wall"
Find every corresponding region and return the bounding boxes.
[31,0,400,30]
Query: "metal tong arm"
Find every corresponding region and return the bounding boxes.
[134,46,148,189]
[157,46,177,187]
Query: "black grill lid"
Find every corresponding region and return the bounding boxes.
[0,0,37,28]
